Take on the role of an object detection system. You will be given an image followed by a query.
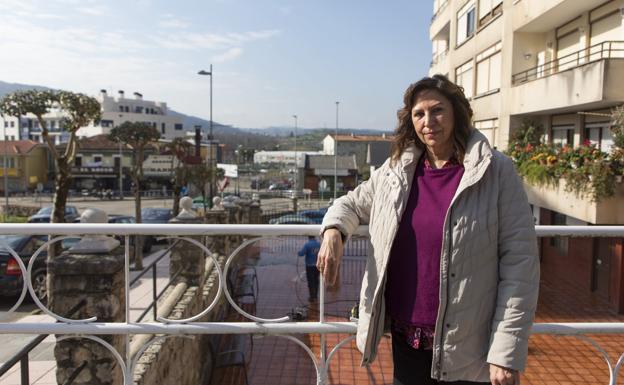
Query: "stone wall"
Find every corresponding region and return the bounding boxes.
[132,255,226,385]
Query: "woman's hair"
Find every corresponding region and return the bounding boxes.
[391,74,473,163]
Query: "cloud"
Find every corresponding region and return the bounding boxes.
[75,5,109,16]
[156,29,281,51]
[159,14,190,29]
[213,47,243,63]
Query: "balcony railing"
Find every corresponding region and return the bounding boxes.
[430,49,449,68]
[1,224,624,384]
[512,40,624,85]
[431,0,449,24]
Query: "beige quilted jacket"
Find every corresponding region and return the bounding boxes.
[321,130,540,382]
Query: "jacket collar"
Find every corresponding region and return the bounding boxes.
[397,129,493,175]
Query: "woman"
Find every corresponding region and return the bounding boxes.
[318,74,539,385]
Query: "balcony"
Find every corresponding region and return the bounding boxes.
[510,41,624,115]
[524,180,624,224]
[1,223,624,384]
[429,0,450,40]
[513,0,606,33]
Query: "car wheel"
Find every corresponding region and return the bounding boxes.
[31,270,47,302]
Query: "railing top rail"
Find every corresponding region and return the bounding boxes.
[512,40,624,83]
[4,321,624,336]
[0,224,623,237]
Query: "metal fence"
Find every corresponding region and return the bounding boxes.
[1,224,624,385]
[511,40,624,85]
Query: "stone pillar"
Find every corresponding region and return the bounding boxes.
[169,197,206,285]
[238,200,251,224]
[49,208,125,385]
[204,204,229,257]
[249,201,261,224]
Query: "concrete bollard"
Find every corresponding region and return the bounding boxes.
[169,197,206,285]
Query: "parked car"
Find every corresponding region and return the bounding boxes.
[140,208,173,248]
[269,214,317,225]
[27,206,80,223]
[108,215,152,253]
[0,235,77,302]
[298,208,328,224]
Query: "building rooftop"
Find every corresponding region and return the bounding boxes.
[0,140,43,155]
[330,134,393,143]
[307,154,357,170]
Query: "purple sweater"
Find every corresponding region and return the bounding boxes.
[385,156,464,327]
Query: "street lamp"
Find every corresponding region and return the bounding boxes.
[292,114,298,193]
[3,119,9,221]
[334,101,339,200]
[198,65,214,208]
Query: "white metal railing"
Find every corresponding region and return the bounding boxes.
[1,224,624,385]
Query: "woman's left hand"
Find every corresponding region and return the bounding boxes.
[489,364,519,385]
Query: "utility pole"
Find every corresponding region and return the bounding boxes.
[334,101,339,200]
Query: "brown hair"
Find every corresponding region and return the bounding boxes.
[391,74,473,163]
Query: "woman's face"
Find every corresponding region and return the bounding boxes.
[411,89,455,154]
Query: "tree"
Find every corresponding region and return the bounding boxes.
[0,90,101,226]
[162,138,192,216]
[108,121,160,269]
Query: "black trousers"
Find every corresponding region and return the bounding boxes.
[305,265,320,299]
[392,331,489,385]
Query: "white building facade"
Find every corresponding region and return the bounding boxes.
[78,90,185,140]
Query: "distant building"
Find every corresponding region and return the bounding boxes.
[1,108,72,145]
[78,90,185,140]
[253,150,323,167]
[322,133,393,171]
[0,140,49,193]
[303,154,358,193]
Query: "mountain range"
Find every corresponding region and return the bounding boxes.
[0,80,390,150]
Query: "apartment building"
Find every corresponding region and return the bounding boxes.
[78,90,185,140]
[0,140,49,193]
[1,109,72,145]
[430,0,624,311]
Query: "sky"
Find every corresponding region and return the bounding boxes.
[0,0,433,130]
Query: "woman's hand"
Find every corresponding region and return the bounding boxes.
[317,228,344,286]
[489,364,519,385]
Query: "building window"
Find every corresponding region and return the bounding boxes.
[586,122,614,152]
[457,1,476,46]
[119,106,124,112]
[478,0,502,26]
[93,156,102,163]
[552,125,574,146]
[476,42,502,96]
[161,123,166,134]
[474,118,499,147]
[174,123,183,131]
[455,60,474,98]
[75,156,82,167]
[124,106,129,113]
[9,121,14,128]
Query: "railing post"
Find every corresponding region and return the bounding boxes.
[20,356,28,385]
[48,208,125,385]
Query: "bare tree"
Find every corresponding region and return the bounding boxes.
[108,121,160,269]
[162,138,192,216]
[0,90,101,225]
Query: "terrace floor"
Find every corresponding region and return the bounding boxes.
[217,237,624,385]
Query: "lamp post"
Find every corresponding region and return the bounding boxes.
[198,65,214,208]
[118,114,124,200]
[334,101,339,200]
[292,114,298,193]
[3,120,8,221]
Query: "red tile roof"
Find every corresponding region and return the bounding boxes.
[0,140,42,155]
[331,134,393,142]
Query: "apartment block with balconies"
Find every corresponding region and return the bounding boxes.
[429,0,624,311]
[77,89,185,140]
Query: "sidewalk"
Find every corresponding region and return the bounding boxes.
[0,247,171,385]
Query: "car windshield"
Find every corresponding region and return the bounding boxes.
[36,207,52,215]
[142,209,171,220]
[0,235,26,251]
